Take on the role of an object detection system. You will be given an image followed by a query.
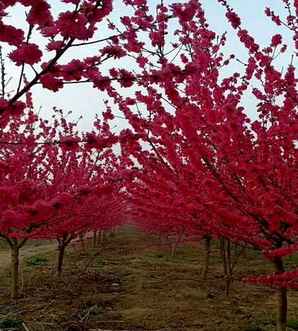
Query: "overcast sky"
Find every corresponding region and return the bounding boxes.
[3,0,296,132]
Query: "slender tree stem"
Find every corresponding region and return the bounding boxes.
[274,257,288,331]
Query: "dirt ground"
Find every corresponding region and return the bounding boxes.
[0,228,298,331]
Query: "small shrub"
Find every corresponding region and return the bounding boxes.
[288,319,298,330]
[156,253,165,258]
[94,256,105,265]
[25,255,48,266]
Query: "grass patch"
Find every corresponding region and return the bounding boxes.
[243,327,264,331]
[0,318,23,329]
[285,254,298,267]
[0,239,8,249]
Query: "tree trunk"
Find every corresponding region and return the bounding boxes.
[274,258,287,331]
[225,275,232,297]
[203,236,211,280]
[220,238,228,275]
[98,230,105,245]
[11,245,19,300]
[112,227,117,236]
[57,244,66,276]
[92,231,97,248]
[220,238,233,296]
[171,241,177,257]
[79,233,85,250]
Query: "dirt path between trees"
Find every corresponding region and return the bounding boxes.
[1,230,298,330]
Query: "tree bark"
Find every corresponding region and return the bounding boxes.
[79,233,85,250]
[220,238,233,296]
[57,244,66,276]
[274,258,287,331]
[203,236,211,280]
[11,245,19,300]
[171,241,177,257]
[98,230,105,245]
[220,238,228,275]
[92,231,97,248]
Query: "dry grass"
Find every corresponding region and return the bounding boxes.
[0,228,298,331]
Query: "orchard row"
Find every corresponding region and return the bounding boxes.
[0,1,297,330]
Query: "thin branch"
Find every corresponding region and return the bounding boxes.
[16,24,34,95]
[8,38,75,108]
[71,27,140,47]
[0,46,5,97]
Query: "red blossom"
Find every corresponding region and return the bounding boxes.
[57,11,92,40]
[101,45,126,59]
[226,11,241,29]
[271,34,282,47]
[26,0,53,27]
[9,43,42,66]
[46,40,65,51]
[40,74,64,92]
[0,24,24,46]
[60,135,80,150]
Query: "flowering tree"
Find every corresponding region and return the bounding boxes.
[31,111,125,276]
[0,108,64,299]
[0,104,125,296]
[125,144,211,257]
[99,1,298,330]
[0,0,147,298]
